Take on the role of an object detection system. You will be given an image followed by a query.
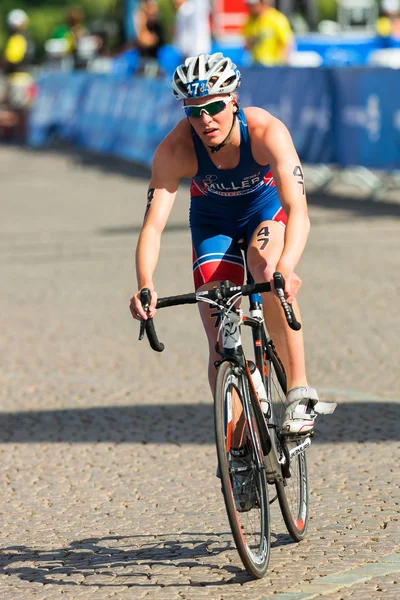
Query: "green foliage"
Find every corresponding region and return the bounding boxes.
[316,0,338,22]
[26,7,66,55]
[158,0,176,43]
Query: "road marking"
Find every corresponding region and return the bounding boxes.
[269,551,400,600]
[319,387,399,403]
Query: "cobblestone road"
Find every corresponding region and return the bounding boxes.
[1,146,399,600]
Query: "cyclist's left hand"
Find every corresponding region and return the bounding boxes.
[273,265,302,305]
[129,288,158,321]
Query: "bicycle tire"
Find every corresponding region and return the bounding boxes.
[214,360,270,578]
[268,348,309,541]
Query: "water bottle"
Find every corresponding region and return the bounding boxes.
[248,362,270,418]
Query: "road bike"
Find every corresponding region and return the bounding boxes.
[138,270,311,579]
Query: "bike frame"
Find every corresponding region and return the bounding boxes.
[139,265,305,476]
[216,280,289,476]
[216,264,302,483]
[139,273,311,564]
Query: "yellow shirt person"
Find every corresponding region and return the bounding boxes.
[3,9,32,76]
[243,0,293,66]
[376,0,400,38]
[4,33,28,66]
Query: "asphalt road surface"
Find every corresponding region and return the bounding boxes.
[1,145,399,600]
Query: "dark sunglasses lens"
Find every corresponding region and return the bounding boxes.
[206,101,226,116]
[184,106,201,117]
[184,100,226,118]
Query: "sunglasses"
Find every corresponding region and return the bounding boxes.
[183,96,233,118]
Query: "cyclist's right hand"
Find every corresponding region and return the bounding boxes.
[129,288,158,321]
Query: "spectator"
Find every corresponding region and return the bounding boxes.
[133,0,165,72]
[2,9,34,76]
[377,0,400,38]
[243,0,294,66]
[51,6,90,69]
[172,0,211,59]
[0,9,35,140]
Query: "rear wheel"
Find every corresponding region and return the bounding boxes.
[214,360,270,578]
[268,348,309,541]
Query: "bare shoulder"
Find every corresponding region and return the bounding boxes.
[243,106,295,163]
[152,119,197,183]
[244,106,292,144]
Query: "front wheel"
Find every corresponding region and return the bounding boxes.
[214,361,270,578]
[268,349,309,541]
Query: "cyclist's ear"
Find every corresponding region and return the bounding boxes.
[232,93,239,113]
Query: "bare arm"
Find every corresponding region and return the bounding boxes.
[134,8,159,48]
[131,121,195,320]
[135,175,177,290]
[266,120,310,273]
[251,111,310,302]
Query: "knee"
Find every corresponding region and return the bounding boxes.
[248,257,276,283]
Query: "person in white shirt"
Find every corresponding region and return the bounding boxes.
[173,0,211,58]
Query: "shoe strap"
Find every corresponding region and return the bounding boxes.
[286,386,319,405]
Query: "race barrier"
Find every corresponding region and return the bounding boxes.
[28,67,400,169]
[331,68,400,169]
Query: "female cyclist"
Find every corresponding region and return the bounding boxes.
[130,52,335,435]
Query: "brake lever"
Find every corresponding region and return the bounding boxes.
[138,320,146,341]
[138,288,165,352]
[138,288,151,341]
[273,272,302,331]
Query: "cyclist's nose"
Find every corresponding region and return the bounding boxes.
[199,110,212,124]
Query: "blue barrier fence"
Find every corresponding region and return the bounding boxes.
[28,67,400,169]
[294,34,384,66]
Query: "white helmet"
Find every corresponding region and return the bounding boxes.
[7,9,29,29]
[172,52,241,101]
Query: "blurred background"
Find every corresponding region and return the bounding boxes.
[1,0,399,71]
[0,0,399,190]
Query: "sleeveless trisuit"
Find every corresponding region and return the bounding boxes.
[189,109,287,289]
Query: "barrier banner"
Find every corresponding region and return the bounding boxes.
[30,73,182,165]
[112,77,181,164]
[28,72,87,146]
[72,74,130,153]
[332,68,400,169]
[240,67,335,164]
[295,35,383,66]
[27,67,400,168]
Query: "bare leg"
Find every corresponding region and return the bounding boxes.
[197,280,225,394]
[247,220,308,391]
[197,280,247,447]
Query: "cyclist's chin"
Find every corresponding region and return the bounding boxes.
[202,131,221,145]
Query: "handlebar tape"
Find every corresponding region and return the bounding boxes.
[273,273,302,331]
[140,288,165,352]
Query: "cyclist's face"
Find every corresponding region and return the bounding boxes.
[184,94,236,148]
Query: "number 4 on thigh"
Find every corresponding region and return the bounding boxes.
[257,226,270,251]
